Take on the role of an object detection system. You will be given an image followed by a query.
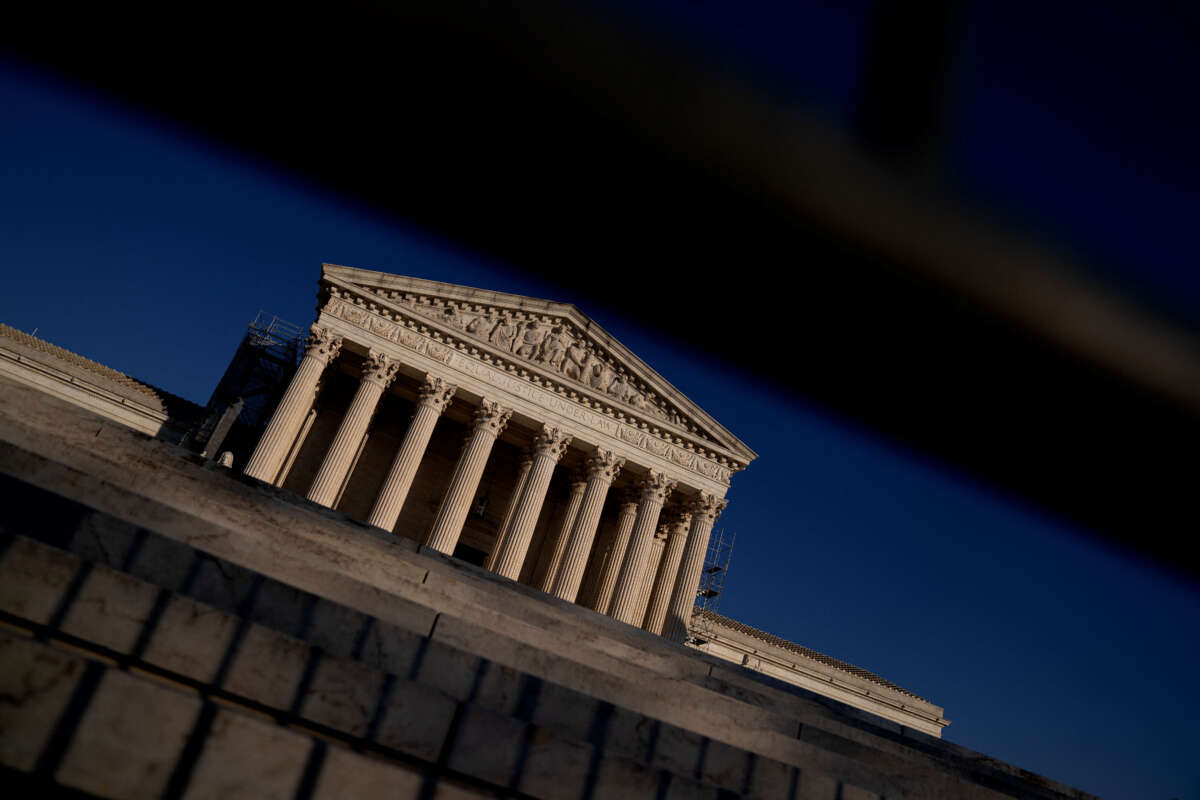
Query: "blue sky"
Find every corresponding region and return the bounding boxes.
[2,19,1198,798]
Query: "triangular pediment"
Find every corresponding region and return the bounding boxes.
[320,264,757,470]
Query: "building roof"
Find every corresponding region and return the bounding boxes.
[0,322,201,418]
[692,608,928,702]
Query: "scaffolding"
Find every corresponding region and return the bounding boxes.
[690,526,735,642]
[184,311,304,457]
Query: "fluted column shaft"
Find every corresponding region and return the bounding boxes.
[635,532,666,627]
[537,474,587,592]
[662,493,727,643]
[244,326,342,483]
[425,400,512,555]
[591,497,638,612]
[492,425,572,580]
[608,473,676,625]
[642,512,692,634]
[367,375,457,531]
[578,531,613,609]
[549,450,624,602]
[307,350,399,507]
[484,450,533,571]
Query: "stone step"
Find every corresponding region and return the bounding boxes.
[0,384,1087,799]
[0,460,912,793]
[0,449,905,797]
[1,632,492,799]
[0,532,857,799]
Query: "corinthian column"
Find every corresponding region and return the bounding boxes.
[245,326,342,483]
[608,473,676,625]
[425,399,512,555]
[591,493,638,612]
[634,528,667,626]
[662,493,727,643]
[642,510,692,635]
[549,449,624,602]
[484,448,533,571]
[491,425,572,580]
[307,350,399,507]
[366,374,457,531]
[536,472,587,592]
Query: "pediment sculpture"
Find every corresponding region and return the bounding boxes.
[351,287,700,435]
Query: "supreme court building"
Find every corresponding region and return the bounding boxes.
[243,264,755,643]
[0,263,1105,799]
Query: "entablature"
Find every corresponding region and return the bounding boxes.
[319,265,755,469]
[315,303,731,495]
[318,269,756,489]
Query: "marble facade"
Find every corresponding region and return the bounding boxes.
[244,265,757,640]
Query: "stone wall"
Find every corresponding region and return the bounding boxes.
[0,376,1096,799]
[0,323,202,442]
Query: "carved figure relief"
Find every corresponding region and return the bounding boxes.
[607,371,632,403]
[440,305,467,331]
[538,325,569,369]
[398,329,422,349]
[368,316,394,340]
[587,361,612,392]
[562,341,590,382]
[465,314,493,337]
[371,289,686,431]
[516,322,546,359]
[490,316,519,351]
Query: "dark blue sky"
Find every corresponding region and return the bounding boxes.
[2,5,1199,795]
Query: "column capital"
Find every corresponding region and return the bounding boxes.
[417,374,458,414]
[516,445,535,470]
[585,449,625,482]
[568,468,589,490]
[532,424,572,461]
[653,523,669,543]
[687,491,727,523]
[638,472,677,504]
[473,398,513,436]
[617,489,641,511]
[304,325,343,365]
[362,349,401,388]
[668,510,693,532]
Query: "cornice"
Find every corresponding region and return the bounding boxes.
[0,346,171,424]
[700,625,949,729]
[691,610,943,714]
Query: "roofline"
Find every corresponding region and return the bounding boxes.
[0,322,201,412]
[691,609,939,710]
